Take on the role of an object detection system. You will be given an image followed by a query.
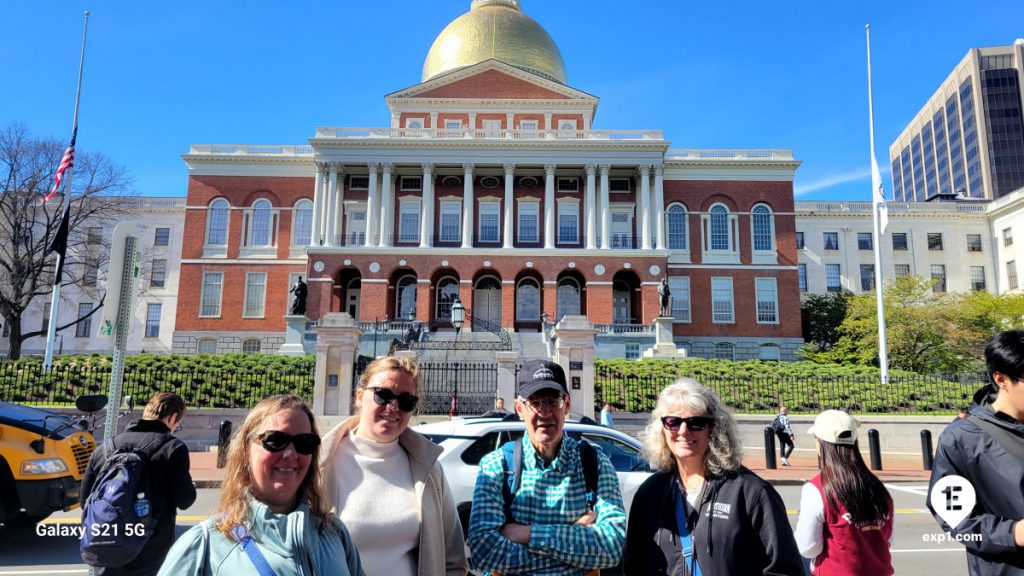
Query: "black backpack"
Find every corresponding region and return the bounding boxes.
[772,415,786,434]
[80,437,162,567]
[499,437,600,522]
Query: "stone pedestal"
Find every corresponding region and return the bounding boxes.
[313,313,362,416]
[496,351,518,407]
[278,315,308,356]
[643,316,688,360]
[552,316,598,419]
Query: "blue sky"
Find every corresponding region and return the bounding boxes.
[2,0,1022,201]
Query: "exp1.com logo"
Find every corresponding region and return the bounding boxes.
[924,475,983,545]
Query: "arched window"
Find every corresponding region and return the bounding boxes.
[759,343,781,361]
[709,204,730,251]
[556,278,581,321]
[667,204,688,250]
[752,204,774,252]
[435,276,460,322]
[395,275,418,321]
[197,338,217,354]
[206,199,229,246]
[516,278,541,321]
[292,199,313,246]
[714,342,735,361]
[242,338,261,354]
[251,199,272,246]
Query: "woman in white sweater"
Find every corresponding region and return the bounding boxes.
[321,356,468,576]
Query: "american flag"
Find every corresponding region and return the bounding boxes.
[44,127,76,202]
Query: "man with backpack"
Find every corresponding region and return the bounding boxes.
[80,392,196,576]
[467,359,626,575]
[772,406,795,466]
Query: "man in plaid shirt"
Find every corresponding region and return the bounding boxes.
[468,360,626,575]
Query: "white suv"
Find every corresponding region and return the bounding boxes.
[413,414,653,534]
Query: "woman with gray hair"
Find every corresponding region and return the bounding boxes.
[623,378,803,576]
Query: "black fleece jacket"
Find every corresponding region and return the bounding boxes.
[623,467,804,576]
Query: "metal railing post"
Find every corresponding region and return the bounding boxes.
[868,428,883,470]
[764,426,777,469]
[920,430,934,471]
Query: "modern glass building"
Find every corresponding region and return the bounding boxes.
[890,41,1024,201]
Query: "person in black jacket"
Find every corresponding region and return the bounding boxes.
[623,377,804,576]
[81,392,197,576]
[928,330,1024,575]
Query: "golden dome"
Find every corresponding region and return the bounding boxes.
[422,0,567,84]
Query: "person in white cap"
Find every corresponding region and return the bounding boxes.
[794,409,894,575]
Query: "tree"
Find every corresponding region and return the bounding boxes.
[800,291,851,352]
[0,123,133,359]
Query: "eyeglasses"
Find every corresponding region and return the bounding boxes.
[661,416,714,432]
[173,422,183,434]
[255,431,321,455]
[521,397,566,413]
[368,387,419,412]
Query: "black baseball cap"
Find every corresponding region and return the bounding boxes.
[517,359,569,398]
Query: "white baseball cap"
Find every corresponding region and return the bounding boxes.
[807,410,859,445]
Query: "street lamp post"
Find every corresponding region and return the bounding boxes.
[449,298,465,416]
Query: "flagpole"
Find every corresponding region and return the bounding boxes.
[44,11,90,370]
[866,24,889,384]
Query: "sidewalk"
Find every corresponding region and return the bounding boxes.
[186,450,931,488]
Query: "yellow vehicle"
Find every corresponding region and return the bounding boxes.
[0,395,104,529]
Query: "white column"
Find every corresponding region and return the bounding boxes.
[544,113,553,138]
[468,112,477,138]
[420,163,434,248]
[585,164,597,250]
[506,113,515,138]
[365,163,380,248]
[639,165,652,250]
[310,162,325,246]
[462,163,474,249]
[654,165,665,250]
[334,166,345,245]
[430,112,439,135]
[379,163,394,247]
[326,164,340,246]
[503,163,515,249]
[544,164,556,249]
[600,165,611,250]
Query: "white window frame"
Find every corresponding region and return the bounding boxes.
[610,208,633,249]
[145,303,162,338]
[478,200,501,244]
[826,264,842,292]
[1008,260,1019,290]
[711,276,734,324]
[435,276,460,322]
[894,264,911,278]
[242,199,278,257]
[715,342,735,361]
[150,259,167,289]
[755,277,779,324]
[557,201,580,244]
[557,177,579,192]
[345,206,366,246]
[556,278,581,321]
[1003,227,1014,247]
[243,272,268,318]
[204,198,230,257]
[609,178,631,193]
[405,118,424,129]
[154,227,171,247]
[798,264,808,292]
[516,278,541,321]
[702,204,739,264]
[439,201,462,244]
[625,342,641,360]
[200,272,224,318]
[666,204,688,251]
[519,119,539,133]
[398,199,421,243]
[242,338,261,354]
[400,176,422,191]
[197,338,218,354]
[348,175,370,190]
[517,201,540,243]
[668,276,691,323]
[483,119,503,138]
[291,199,313,249]
[750,204,776,264]
[75,303,93,338]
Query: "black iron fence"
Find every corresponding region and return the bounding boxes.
[595,370,988,415]
[419,362,498,415]
[0,363,314,409]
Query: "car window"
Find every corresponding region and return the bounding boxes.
[582,433,651,473]
[460,430,525,466]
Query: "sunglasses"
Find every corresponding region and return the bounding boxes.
[368,387,419,412]
[661,416,714,432]
[255,431,321,455]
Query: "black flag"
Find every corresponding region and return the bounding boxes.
[46,203,71,284]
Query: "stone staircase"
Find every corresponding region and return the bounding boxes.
[513,332,550,360]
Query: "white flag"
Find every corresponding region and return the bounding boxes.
[871,154,889,234]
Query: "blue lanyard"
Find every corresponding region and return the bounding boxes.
[233,525,279,576]
[673,486,703,576]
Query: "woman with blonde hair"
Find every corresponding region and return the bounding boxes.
[321,355,468,576]
[158,395,363,575]
[623,378,803,575]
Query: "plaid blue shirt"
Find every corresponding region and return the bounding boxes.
[467,434,626,575]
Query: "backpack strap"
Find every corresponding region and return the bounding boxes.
[499,440,523,522]
[577,440,599,510]
[233,524,279,576]
[967,415,1024,460]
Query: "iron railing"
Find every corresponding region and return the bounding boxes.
[418,362,498,415]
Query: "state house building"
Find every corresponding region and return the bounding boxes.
[173,0,803,361]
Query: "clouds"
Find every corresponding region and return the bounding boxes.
[795,167,873,196]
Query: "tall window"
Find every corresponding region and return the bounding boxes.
[860,264,876,291]
[518,202,539,243]
[892,233,908,250]
[666,205,688,250]
[751,204,773,251]
[823,232,839,250]
[399,201,420,243]
[251,199,272,246]
[395,275,418,320]
[1004,227,1014,247]
[709,205,730,250]
[714,342,735,361]
[668,277,691,322]
[516,279,541,321]
[292,200,313,246]
[755,278,778,324]
[927,233,944,250]
[150,259,167,288]
[145,303,162,338]
[858,232,873,250]
[895,264,911,278]
[796,232,805,250]
[1007,261,1018,290]
[439,202,461,243]
[558,203,579,244]
[970,266,986,291]
[826,264,842,292]
[76,303,93,337]
[154,228,170,247]
[479,201,500,243]
[556,278,581,321]
[200,272,224,317]
[931,264,947,293]
[87,227,102,245]
[243,272,267,317]
[966,233,982,252]
[435,277,459,322]
[347,210,366,245]
[798,264,807,292]
[711,277,734,324]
